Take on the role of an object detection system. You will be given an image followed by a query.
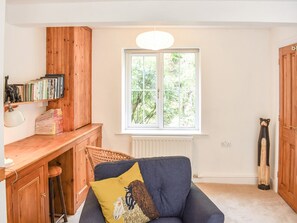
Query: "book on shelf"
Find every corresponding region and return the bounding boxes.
[20,74,65,103]
[45,74,65,98]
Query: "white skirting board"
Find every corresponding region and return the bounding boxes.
[193,175,258,185]
[193,175,276,190]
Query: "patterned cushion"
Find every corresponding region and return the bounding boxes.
[90,162,159,223]
[94,157,192,218]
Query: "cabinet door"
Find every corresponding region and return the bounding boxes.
[46,27,92,131]
[75,138,89,207]
[12,166,46,223]
[46,27,76,132]
[73,27,92,129]
[86,133,100,183]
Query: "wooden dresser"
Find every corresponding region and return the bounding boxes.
[5,123,102,223]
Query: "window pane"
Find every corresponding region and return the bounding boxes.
[130,55,157,126]
[164,90,179,127]
[164,53,179,91]
[180,90,195,127]
[131,56,143,90]
[144,91,157,124]
[131,91,143,124]
[144,56,157,90]
[163,52,196,128]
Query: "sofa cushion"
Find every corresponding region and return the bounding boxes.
[90,162,159,223]
[94,156,192,218]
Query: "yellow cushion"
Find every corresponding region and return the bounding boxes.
[90,162,159,223]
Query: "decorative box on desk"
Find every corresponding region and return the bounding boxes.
[35,109,63,135]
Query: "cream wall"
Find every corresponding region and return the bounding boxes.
[3,24,46,145]
[92,28,274,183]
[0,0,7,222]
[4,26,297,185]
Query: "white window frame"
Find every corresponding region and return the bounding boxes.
[122,48,201,134]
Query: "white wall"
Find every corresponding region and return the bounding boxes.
[4,25,297,186]
[0,0,7,221]
[92,27,275,184]
[4,24,46,145]
[270,26,297,191]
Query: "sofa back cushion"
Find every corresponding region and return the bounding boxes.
[94,156,191,218]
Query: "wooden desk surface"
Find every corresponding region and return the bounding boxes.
[4,123,102,178]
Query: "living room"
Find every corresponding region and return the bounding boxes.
[1,1,297,223]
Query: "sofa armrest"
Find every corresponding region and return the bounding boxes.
[182,184,224,223]
[79,188,106,223]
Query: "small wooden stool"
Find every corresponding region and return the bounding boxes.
[48,166,68,223]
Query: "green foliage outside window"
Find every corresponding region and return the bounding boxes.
[129,51,197,129]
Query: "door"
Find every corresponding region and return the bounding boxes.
[86,133,100,183]
[12,166,46,223]
[74,138,89,207]
[279,43,297,212]
[73,27,92,130]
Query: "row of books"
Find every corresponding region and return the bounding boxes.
[16,74,64,102]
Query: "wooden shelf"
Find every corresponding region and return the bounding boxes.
[4,99,58,108]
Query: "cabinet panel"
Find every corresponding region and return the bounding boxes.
[75,138,89,208]
[46,27,91,131]
[12,166,46,223]
[74,27,92,129]
[87,132,101,183]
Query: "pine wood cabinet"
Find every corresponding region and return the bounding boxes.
[5,124,102,223]
[46,27,92,131]
[74,131,101,209]
[6,165,48,223]
[74,138,89,208]
[86,132,100,183]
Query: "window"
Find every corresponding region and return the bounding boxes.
[123,49,200,132]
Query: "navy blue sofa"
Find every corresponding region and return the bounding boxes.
[79,156,224,223]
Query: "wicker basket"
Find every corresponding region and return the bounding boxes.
[85,146,133,170]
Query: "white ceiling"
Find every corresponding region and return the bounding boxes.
[5,0,297,28]
[6,0,297,3]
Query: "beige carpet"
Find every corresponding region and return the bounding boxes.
[197,183,297,223]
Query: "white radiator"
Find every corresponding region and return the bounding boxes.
[131,136,193,162]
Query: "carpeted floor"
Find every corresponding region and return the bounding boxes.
[67,183,297,223]
[197,183,297,223]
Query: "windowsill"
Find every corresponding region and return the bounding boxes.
[117,130,208,136]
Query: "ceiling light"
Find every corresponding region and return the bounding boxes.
[136,31,174,51]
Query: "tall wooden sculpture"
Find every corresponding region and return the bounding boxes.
[258,118,270,190]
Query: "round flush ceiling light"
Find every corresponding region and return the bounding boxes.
[136,31,174,51]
